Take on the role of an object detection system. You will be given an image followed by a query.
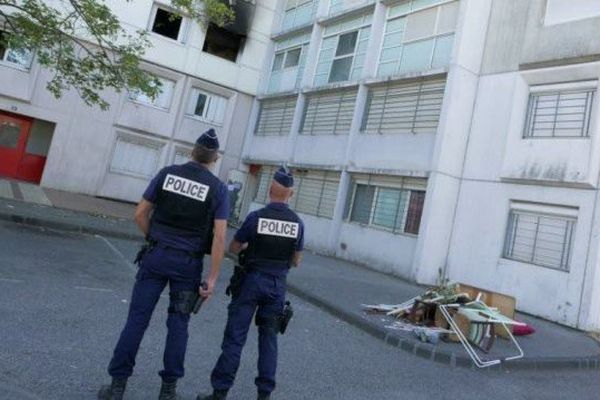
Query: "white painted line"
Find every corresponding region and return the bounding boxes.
[0,180,13,199]
[18,183,52,206]
[95,234,138,273]
[74,286,114,293]
[0,278,24,283]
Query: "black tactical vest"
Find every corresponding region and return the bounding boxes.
[150,163,219,251]
[245,206,301,269]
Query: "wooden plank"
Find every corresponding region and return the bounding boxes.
[458,283,516,339]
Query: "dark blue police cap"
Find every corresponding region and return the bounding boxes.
[196,128,219,150]
[273,166,294,188]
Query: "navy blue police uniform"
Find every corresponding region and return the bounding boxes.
[104,130,229,395]
[207,168,304,399]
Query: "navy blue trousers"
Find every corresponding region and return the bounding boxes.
[108,247,202,381]
[211,271,286,394]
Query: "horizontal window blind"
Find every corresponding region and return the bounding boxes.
[523,89,595,138]
[110,135,162,179]
[301,88,358,135]
[255,97,297,136]
[362,79,446,134]
[254,166,341,219]
[504,210,576,271]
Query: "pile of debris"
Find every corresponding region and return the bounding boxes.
[363,283,533,368]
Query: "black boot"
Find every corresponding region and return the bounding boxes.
[257,391,271,400]
[196,389,228,400]
[159,379,183,400]
[98,378,127,400]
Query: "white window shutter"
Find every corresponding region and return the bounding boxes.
[362,79,446,134]
[255,97,298,136]
[301,88,358,135]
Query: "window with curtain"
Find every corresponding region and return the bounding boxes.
[281,0,318,31]
[347,175,426,235]
[378,1,458,77]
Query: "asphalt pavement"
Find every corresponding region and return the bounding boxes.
[1,221,600,400]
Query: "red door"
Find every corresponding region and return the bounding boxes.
[0,113,44,183]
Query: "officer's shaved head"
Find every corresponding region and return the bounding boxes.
[269,180,294,203]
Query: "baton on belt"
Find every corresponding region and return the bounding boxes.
[192,282,209,314]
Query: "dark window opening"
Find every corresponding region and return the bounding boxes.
[0,31,7,59]
[203,23,245,62]
[194,93,208,116]
[152,8,183,40]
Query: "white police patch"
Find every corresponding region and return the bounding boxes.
[257,218,299,239]
[162,174,209,202]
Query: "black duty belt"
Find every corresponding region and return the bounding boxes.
[147,238,203,259]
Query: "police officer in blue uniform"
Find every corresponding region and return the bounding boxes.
[99,129,229,400]
[199,167,305,400]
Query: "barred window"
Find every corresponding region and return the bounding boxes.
[301,88,358,135]
[523,87,595,138]
[347,175,426,235]
[254,166,341,219]
[255,97,297,136]
[504,207,576,272]
[362,79,446,134]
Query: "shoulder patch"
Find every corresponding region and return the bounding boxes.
[162,174,210,202]
[257,218,299,239]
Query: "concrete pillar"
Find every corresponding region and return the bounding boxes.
[412,0,494,284]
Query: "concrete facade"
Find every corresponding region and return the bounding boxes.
[239,0,600,330]
[0,0,276,201]
[4,0,600,331]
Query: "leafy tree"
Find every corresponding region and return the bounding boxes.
[0,0,235,109]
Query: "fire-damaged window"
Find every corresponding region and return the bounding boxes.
[346,175,427,235]
[150,6,187,42]
[202,23,245,62]
[202,0,255,62]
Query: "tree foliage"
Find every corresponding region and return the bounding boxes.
[0,0,235,110]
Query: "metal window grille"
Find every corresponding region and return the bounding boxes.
[254,166,340,219]
[301,88,358,135]
[503,211,575,271]
[362,78,446,134]
[255,97,298,136]
[523,89,595,138]
[347,175,427,235]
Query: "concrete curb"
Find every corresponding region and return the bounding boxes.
[3,208,600,371]
[0,211,143,242]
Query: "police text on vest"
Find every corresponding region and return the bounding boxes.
[163,174,209,202]
[257,218,299,239]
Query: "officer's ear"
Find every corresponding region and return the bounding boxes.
[288,189,294,201]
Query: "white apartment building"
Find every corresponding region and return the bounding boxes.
[0,0,276,202]
[237,0,600,331]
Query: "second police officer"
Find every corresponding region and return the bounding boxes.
[199,166,305,400]
[98,129,229,400]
